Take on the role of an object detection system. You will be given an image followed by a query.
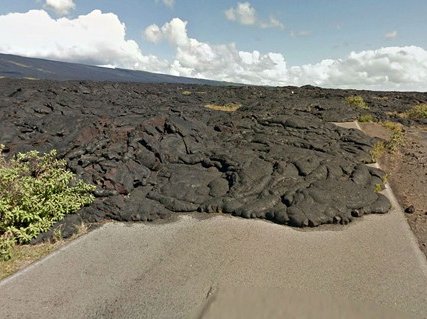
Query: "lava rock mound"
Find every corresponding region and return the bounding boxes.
[3,79,422,235]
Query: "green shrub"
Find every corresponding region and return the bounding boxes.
[405,104,427,119]
[370,122,405,162]
[381,121,405,152]
[373,183,383,193]
[370,141,386,162]
[0,232,14,261]
[387,131,405,152]
[381,121,401,131]
[358,113,375,123]
[345,95,369,110]
[0,146,95,260]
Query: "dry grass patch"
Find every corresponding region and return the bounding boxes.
[205,102,241,112]
[372,96,389,101]
[0,241,63,280]
[181,90,207,96]
[0,221,89,280]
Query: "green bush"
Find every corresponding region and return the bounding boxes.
[0,146,95,260]
[381,121,405,152]
[405,104,427,119]
[373,183,383,193]
[358,113,375,123]
[370,141,386,162]
[0,232,14,261]
[345,95,369,110]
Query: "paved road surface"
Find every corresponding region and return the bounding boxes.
[0,186,426,318]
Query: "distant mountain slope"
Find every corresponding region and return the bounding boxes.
[0,53,233,85]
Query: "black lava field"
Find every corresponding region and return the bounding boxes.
[1,79,426,238]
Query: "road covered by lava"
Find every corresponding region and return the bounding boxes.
[1,79,426,237]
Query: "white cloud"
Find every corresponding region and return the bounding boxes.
[0,10,426,91]
[145,18,288,84]
[157,18,190,46]
[0,9,168,72]
[45,0,75,15]
[144,24,163,43]
[225,2,256,25]
[146,19,427,91]
[225,2,283,29]
[156,0,175,8]
[260,17,284,30]
[290,30,312,37]
[288,46,427,91]
[385,30,398,39]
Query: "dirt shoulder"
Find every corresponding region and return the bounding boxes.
[360,122,427,257]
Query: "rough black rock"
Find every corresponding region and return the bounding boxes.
[1,79,426,237]
[405,205,416,214]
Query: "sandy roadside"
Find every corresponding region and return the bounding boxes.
[360,122,427,257]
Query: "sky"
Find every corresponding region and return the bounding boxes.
[0,0,426,91]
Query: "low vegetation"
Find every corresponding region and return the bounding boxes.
[345,95,369,110]
[382,121,405,152]
[374,183,383,193]
[0,222,88,280]
[1,241,62,280]
[0,146,95,261]
[385,104,427,121]
[405,103,427,120]
[181,90,207,96]
[358,113,376,123]
[370,141,386,162]
[370,121,405,161]
[205,102,241,112]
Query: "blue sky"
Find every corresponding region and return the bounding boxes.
[0,0,427,90]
